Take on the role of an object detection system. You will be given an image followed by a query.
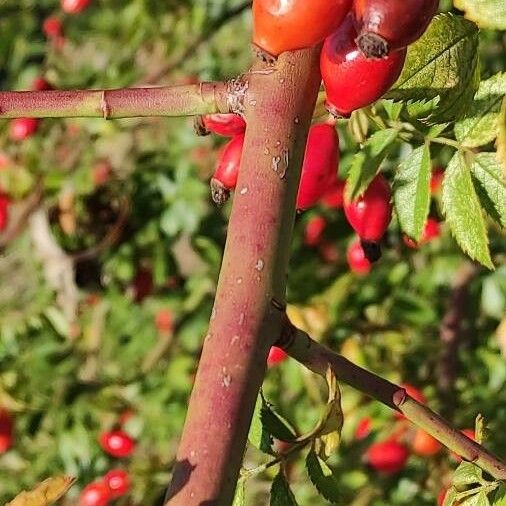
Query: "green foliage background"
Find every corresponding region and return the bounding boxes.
[0,1,505,505]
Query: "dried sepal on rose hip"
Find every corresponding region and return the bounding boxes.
[210,134,245,206]
[353,0,439,58]
[252,0,352,60]
[296,120,340,210]
[343,174,392,262]
[320,15,406,117]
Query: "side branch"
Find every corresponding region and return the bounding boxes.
[0,82,229,119]
[280,319,506,480]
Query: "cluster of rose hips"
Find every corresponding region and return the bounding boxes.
[80,416,135,505]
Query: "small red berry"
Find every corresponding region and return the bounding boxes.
[0,409,13,453]
[347,238,371,275]
[10,118,39,141]
[430,167,445,194]
[321,179,345,209]
[104,469,131,497]
[210,134,245,205]
[202,114,246,137]
[43,16,63,38]
[343,174,392,261]
[304,216,326,247]
[321,15,406,117]
[61,0,91,14]
[296,122,340,210]
[32,77,52,91]
[366,439,409,474]
[403,218,440,248]
[353,0,439,58]
[411,429,442,456]
[155,309,173,335]
[267,346,288,367]
[355,417,372,440]
[0,194,11,233]
[99,431,135,458]
[79,482,110,506]
[252,0,352,57]
[394,384,427,420]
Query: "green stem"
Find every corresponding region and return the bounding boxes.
[0,82,229,119]
[280,320,506,481]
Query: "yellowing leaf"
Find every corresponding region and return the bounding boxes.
[7,476,75,506]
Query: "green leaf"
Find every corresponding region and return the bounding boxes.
[443,487,459,506]
[387,14,480,123]
[261,394,298,443]
[394,144,432,241]
[270,472,299,506]
[442,152,493,269]
[381,100,404,121]
[454,0,506,30]
[453,462,484,489]
[492,483,506,506]
[470,153,506,227]
[455,73,506,148]
[232,478,245,506]
[306,450,342,504]
[345,129,398,201]
[460,490,491,506]
[248,394,274,455]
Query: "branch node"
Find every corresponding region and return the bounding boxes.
[100,91,111,119]
[226,76,249,116]
[392,387,407,408]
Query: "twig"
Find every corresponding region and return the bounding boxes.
[279,318,506,480]
[0,82,229,119]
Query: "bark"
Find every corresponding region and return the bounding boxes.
[165,47,322,505]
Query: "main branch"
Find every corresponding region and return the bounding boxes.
[0,82,229,119]
[165,48,322,505]
[279,319,506,480]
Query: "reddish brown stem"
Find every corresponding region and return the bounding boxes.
[165,47,322,505]
[0,83,229,119]
[279,320,506,480]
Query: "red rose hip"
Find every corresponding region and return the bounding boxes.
[304,216,327,247]
[61,0,91,14]
[43,16,63,38]
[296,122,340,210]
[320,15,406,117]
[343,174,392,261]
[366,440,409,473]
[0,194,10,233]
[79,482,110,506]
[267,346,288,367]
[104,469,131,497]
[99,430,135,458]
[202,114,246,137]
[347,238,371,275]
[403,218,440,248]
[210,134,245,206]
[10,118,39,141]
[253,0,352,58]
[353,0,439,58]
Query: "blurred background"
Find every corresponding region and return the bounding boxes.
[0,1,505,505]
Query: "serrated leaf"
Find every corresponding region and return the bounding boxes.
[382,100,403,121]
[261,394,298,443]
[394,144,432,240]
[306,450,342,504]
[6,476,75,506]
[232,478,245,506]
[444,487,459,506]
[492,483,506,506]
[453,462,484,489]
[248,393,274,455]
[270,472,299,506]
[387,14,479,123]
[470,153,506,227]
[345,129,398,201]
[442,152,493,269]
[455,73,506,148]
[497,97,506,177]
[460,490,491,506]
[454,0,506,30]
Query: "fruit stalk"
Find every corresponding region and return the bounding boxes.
[0,83,229,119]
[165,47,322,505]
[279,319,506,480]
